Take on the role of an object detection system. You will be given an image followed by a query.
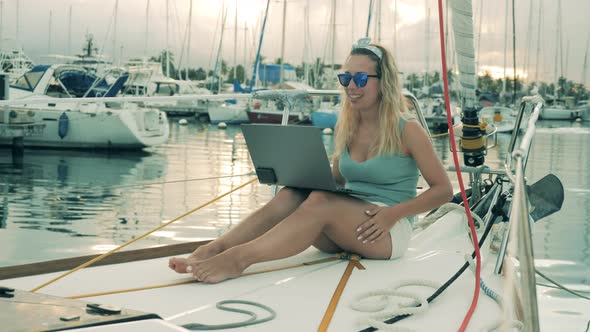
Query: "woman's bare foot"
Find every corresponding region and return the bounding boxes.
[168,243,224,274]
[189,248,248,283]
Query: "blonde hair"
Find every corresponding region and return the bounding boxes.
[333,43,408,157]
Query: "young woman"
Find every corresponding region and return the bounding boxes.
[168,38,453,283]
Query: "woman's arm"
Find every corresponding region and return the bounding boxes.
[390,120,454,218]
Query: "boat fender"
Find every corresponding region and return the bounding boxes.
[58,112,69,139]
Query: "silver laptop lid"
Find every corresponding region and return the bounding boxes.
[241,124,338,191]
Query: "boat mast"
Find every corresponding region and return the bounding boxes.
[330,0,336,73]
[47,10,52,54]
[424,4,430,88]
[233,0,238,84]
[534,0,542,85]
[113,0,118,66]
[393,0,397,58]
[502,0,508,98]
[144,0,149,58]
[583,33,589,86]
[303,0,311,85]
[365,0,373,38]
[165,0,170,77]
[0,1,3,51]
[187,0,193,81]
[279,0,287,88]
[248,0,270,91]
[523,0,534,86]
[67,6,72,55]
[16,0,19,49]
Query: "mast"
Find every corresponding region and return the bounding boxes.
[534,0,543,84]
[144,0,150,58]
[113,0,119,65]
[165,0,170,77]
[279,0,287,88]
[553,0,560,98]
[351,0,354,43]
[233,0,238,83]
[48,10,52,54]
[0,1,3,51]
[303,0,311,85]
[243,21,247,85]
[583,33,589,86]
[16,0,19,49]
[523,0,534,85]
[187,0,193,80]
[330,0,336,72]
[425,5,430,88]
[393,0,397,58]
[248,0,270,91]
[212,3,228,93]
[502,0,508,97]
[365,0,373,38]
[67,6,72,55]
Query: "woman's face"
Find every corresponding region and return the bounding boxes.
[342,55,381,113]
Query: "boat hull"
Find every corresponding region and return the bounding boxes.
[0,104,169,149]
[246,110,309,124]
[310,110,338,129]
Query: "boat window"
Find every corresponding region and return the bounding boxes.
[155,83,176,96]
[45,77,70,98]
[10,70,44,91]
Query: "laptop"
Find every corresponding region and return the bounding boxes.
[241,123,371,196]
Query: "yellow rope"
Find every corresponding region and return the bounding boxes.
[431,132,449,138]
[462,119,488,130]
[31,177,258,292]
[66,255,343,299]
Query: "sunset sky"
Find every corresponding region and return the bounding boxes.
[1,0,589,84]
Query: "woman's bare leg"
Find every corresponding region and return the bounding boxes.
[169,187,310,273]
[189,191,393,283]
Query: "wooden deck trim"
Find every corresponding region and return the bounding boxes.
[0,240,210,280]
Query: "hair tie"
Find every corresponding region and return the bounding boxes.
[352,37,383,60]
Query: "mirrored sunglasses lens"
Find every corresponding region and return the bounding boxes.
[338,74,352,87]
[353,73,368,87]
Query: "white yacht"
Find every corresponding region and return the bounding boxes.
[0,64,169,149]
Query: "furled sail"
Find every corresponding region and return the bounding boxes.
[450,0,478,109]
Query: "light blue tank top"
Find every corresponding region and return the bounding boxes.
[338,118,419,207]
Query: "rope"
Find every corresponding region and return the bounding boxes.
[413,203,483,231]
[318,254,365,332]
[535,269,590,301]
[31,177,258,293]
[66,255,343,299]
[430,132,449,138]
[181,300,276,330]
[438,1,482,330]
[350,279,441,332]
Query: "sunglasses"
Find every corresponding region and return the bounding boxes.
[337,72,380,88]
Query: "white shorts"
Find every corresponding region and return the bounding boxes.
[371,201,413,260]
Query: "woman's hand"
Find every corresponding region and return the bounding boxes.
[356,206,398,244]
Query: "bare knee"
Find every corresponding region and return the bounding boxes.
[275,187,310,202]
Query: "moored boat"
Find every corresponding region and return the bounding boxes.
[0,64,169,149]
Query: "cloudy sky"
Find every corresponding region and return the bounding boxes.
[2,0,589,84]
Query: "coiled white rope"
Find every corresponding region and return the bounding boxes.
[350,279,441,331]
[414,203,484,231]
